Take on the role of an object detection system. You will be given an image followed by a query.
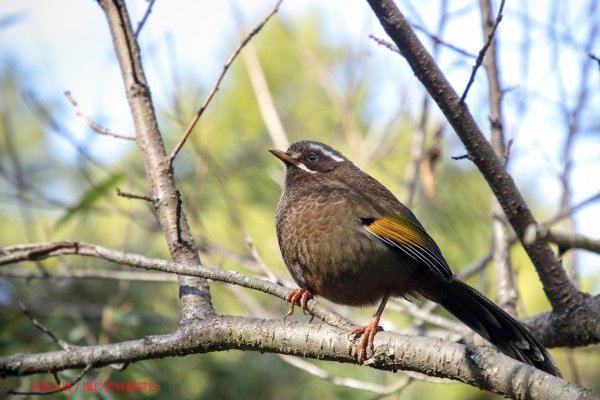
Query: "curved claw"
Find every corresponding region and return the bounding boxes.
[284,288,313,321]
[349,319,384,364]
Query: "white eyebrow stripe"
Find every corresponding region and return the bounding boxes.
[295,161,316,173]
[309,144,344,162]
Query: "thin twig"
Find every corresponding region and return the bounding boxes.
[460,0,506,102]
[388,299,468,335]
[0,241,353,329]
[167,0,284,164]
[456,252,495,281]
[18,300,73,351]
[278,354,414,395]
[244,233,280,283]
[134,0,157,37]
[63,91,135,141]
[503,138,514,165]
[369,34,401,54]
[116,188,155,203]
[545,191,600,226]
[589,53,600,68]
[3,268,177,282]
[451,153,473,161]
[411,23,476,58]
[478,0,516,315]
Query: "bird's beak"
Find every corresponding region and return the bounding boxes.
[269,149,296,166]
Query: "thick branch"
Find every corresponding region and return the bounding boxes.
[4,241,600,349]
[526,296,600,348]
[0,316,594,400]
[525,225,600,255]
[97,0,212,320]
[365,0,581,312]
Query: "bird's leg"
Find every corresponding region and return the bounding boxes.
[349,292,390,364]
[284,288,313,321]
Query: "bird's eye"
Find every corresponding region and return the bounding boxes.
[306,153,318,163]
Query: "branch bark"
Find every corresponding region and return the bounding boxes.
[364,0,583,313]
[3,241,600,350]
[525,226,600,255]
[478,0,517,315]
[97,0,212,321]
[1,316,595,400]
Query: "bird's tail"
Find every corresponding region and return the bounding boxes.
[433,279,561,377]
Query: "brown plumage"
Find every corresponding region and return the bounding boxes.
[270,140,560,377]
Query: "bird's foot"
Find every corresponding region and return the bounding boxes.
[349,318,384,364]
[284,288,313,322]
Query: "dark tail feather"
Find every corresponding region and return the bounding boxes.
[434,279,561,377]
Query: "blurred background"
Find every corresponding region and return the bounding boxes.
[0,0,599,398]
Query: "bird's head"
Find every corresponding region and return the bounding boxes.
[269,140,350,178]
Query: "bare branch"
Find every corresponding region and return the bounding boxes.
[167,0,284,164]
[97,0,212,320]
[369,34,401,54]
[365,0,581,312]
[1,317,592,399]
[555,4,598,282]
[2,267,177,282]
[134,0,157,37]
[461,0,505,102]
[478,0,517,315]
[244,233,280,284]
[388,299,468,336]
[0,241,351,330]
[116,187,155,203]
[411,24,477,59]
[545,191,600,226]
[451,153,473,161]
[524,225,600,255]
[4,240,600,349]
[18,300,74,351]
[590,52,600,68]
[63,91,135,141]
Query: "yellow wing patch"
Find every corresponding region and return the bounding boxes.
[364,213,453,279]
[365,214,429,248]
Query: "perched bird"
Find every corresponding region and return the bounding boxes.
[270,140,560,376]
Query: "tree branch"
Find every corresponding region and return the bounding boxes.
[1,267,177,282]
[478,0,517,315]
[167,0,284,163]
[0,241,351,330]
[4,240,600,351]
[524,225,600,255]
[461,0,505,102]
[97,0,212,321]
[1,316,594,399]
[365,0,583,313]
[63,91,135,141]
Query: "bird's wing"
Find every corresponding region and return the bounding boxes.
[363,212,453,280]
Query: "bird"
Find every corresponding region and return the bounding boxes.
[269,140,561,377]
